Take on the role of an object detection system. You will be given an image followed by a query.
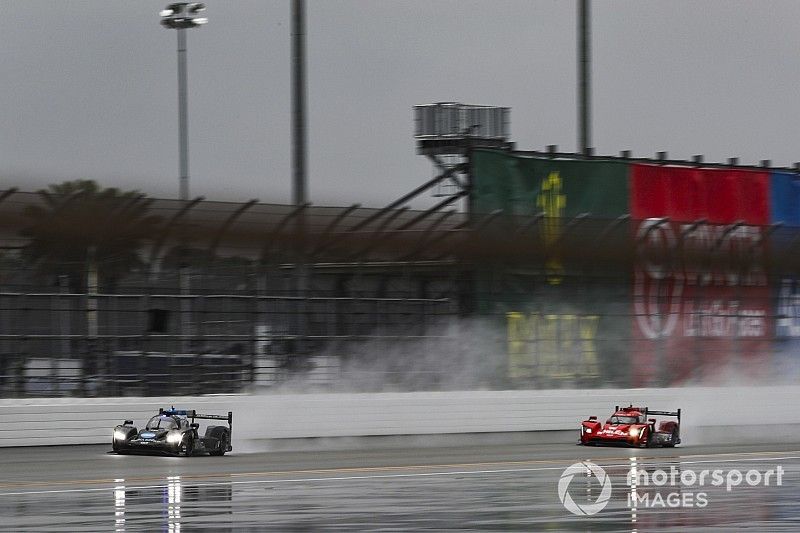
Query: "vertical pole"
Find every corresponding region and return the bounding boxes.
[292,0,309,362]
[578,0,591,155]
[177,28,191,356]
[177,28,190,202]
[86,246,98,395]
[292,0,307,208]
[292,0,308,273]
[87,247,98,339]
[58,275,70,395]
[177,268,192,358]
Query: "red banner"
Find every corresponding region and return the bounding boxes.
[631,164,771,386]
[631,164,769,223]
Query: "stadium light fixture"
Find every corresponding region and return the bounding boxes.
[159,2,207,201]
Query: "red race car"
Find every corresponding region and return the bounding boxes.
[579,405,681,447]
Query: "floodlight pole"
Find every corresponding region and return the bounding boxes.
[176,28,190,356]
[291,0,309,357]
[161,2,207,201]
[292,0,307,209]
[161,3,207,357]
[292,0,308,289]
[578,0,592,156]
[177,27,189,202]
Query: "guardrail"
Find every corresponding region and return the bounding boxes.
[1,386,796,448]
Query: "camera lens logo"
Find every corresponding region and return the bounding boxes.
[558,461,613,516]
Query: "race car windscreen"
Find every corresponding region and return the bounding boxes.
[145,416,179,431]
[609,415,638,425]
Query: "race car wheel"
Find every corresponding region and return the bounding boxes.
[179,434,195,457]
[644,428,654,448]
[208,427,229,456]
[664,428,679,448]
[112,427,135,454]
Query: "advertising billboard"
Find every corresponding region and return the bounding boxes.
[771,171,800,382]
[630,164,771,385]
[473,150,630,386]
[472,150,791,388]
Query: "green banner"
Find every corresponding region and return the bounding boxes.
[472,150,631,387]
[472,149,629,218]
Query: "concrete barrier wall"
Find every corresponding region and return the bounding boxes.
[1,386,797,448]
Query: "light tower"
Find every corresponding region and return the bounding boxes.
[160,2,208,202]
[160,2,208,355]
[413,103,512,216]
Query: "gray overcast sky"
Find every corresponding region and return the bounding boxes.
[2,1,800,209]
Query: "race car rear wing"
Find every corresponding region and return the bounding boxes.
[646,409,681,420]
[647,409,681,422]
[615,405,681,422]
[160,408,233,438]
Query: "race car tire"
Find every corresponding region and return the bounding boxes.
[644,428,654,448]
[664,428,679,448]
[179,434,195,457]
[112,427,136,453]
[208,427,229,456]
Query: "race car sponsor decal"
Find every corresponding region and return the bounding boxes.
[599,428,629,437]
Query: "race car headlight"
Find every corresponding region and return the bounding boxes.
[167,431,183,444]
[166,431,183,445]
[113,430,127,441]
[629,427,639,437]
[585,428,592,434]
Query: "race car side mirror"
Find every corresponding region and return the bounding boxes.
[648,418,656,424]
[124,420,133,425]
[190,423,199,429]
[588,416,597,420]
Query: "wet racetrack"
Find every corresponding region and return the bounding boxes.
[1,440,799,531]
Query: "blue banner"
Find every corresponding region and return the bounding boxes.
[770,171,800,225]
